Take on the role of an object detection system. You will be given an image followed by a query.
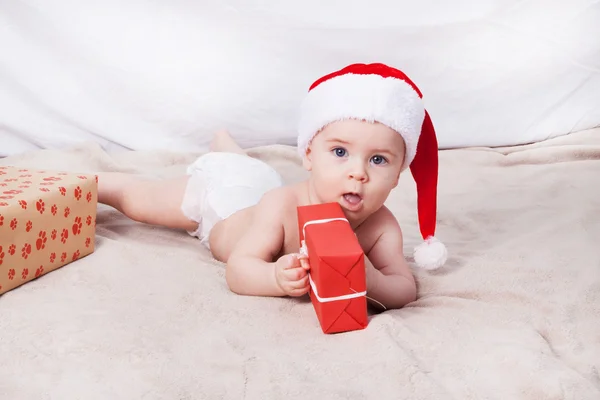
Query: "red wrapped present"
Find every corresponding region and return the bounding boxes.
[297,202,368,334]
[0,166,97,296]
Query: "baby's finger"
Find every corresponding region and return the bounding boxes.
[288,285,310,297]
[282,267,307,281]
[298,256,310,271]
[288,274,309,290]
[282,254,301,270]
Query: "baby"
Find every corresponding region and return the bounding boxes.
[97,63,447,310]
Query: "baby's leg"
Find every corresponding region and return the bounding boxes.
[97,130,246,231]
[210,129,246,155]
[97,172,198,231]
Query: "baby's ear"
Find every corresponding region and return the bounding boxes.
[302,147,313,171]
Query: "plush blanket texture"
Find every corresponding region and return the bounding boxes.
[1,128,599,399]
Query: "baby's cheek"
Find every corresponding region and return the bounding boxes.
[370,173,400,195]
[315,168,337,184]
[380,166,402,182]
[314,172,341,199]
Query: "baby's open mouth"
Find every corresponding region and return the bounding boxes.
[343,192,362,205]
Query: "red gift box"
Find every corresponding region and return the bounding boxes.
[297,202,368,334]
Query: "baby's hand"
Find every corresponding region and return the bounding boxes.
[274,253,311,297]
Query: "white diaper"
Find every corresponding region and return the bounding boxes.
[180,152,283,248]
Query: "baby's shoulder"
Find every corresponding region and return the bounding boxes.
[258,185,298,209]
[252,185,299,224]
[362,204,399,226]
[356,206,402,243]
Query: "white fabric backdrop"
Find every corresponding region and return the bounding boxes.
[1,0,599,157]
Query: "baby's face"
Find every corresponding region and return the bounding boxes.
[303,119,406,220]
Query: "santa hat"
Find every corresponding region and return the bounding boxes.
[297,63,447,270]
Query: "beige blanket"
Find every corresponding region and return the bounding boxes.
[1,129,599,400]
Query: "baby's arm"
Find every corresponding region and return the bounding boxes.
[363,207,417,310]
[226,189,309,297]
[97,172,198,232]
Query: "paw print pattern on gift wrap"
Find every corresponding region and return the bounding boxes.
[36,231,47,250]
[72,217,82,235]
[36,199,45,214]
[60,229,68,244]
[21,243,32,259]
[74,186,82,200]
[0,168,97,294]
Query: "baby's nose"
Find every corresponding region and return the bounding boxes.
[348,164,367,182]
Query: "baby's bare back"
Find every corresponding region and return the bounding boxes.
[208,184,303,263]
[209,181,386,264]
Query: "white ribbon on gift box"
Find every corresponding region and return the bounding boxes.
[307,274,366,303]
[299,217,386,309]
[299,217,350,259]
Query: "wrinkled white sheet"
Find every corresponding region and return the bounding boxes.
[1,0,599,156]
[0,128,599,399]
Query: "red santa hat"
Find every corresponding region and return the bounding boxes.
[297,63,447,270]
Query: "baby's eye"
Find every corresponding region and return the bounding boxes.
[332,147,347,157]
[370,155,388,165]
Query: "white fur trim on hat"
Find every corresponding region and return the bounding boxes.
[297,73,425,170]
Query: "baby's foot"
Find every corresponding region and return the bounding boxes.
[210,130,245,154]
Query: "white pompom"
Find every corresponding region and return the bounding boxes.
[413,236,447,270]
